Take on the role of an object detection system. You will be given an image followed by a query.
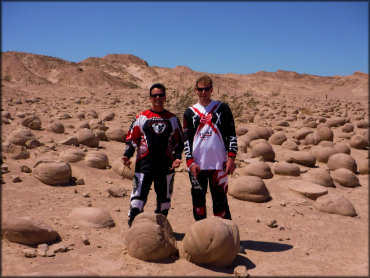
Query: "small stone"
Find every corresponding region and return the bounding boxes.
[37,243,48,257]
[50,243,67,253]
[234,265,249,277]
[11,175,22,183]
[266,205,271,208]
[76,178,85,185]
[278,237,283,241]
[115,208,121,212]
[256,218,260,223]
[280,201,287,207]
[74,188,78,193]
[81,234,90,245]
[82,192,90,198]
[23,248,36,258]
[1,164,9,173]
[266,219,278,228]
[20,165,32,173]
[46,250,55,257]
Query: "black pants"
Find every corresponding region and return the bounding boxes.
[189,170,231,221]
[128,171,174,221]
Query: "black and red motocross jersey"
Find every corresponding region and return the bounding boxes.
[124,109,184,174]
[183,100,238,170]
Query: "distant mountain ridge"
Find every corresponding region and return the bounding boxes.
[1,51,368,96]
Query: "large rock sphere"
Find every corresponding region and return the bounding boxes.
[327,153,357,173]
[181,216,240,267]
[229,175,270,202]
[33,159,72,185]
[125,213,177,262]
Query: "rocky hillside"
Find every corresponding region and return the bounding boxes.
[1,51,368,97]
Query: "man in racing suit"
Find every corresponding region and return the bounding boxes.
[122,83,184,227]
[183,75,238,221]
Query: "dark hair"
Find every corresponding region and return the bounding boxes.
[195,75,213,88]
[149,83,166,96]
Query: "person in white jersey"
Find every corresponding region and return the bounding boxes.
[183,75,238,221]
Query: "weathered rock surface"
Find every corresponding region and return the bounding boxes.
[314,194,357,216]
[2,216,59,246]
[180,216,240,267]
[125,213,177,262]
[229,175,270,202]
[68,207,115,229]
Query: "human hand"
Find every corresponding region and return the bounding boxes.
[170,159,181,170]
[225,157,236,175]
[122,156,132,168]
[190,163,201,180]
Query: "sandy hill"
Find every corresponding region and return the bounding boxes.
[2,51,368,98]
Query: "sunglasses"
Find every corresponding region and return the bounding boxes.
[197,86,212,92]
[150,93,165,98]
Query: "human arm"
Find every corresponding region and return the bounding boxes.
[183,108,200,178]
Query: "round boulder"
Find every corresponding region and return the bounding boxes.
[2,216,59,246]
[317,126,334,142]
[21,115,41,130]
[295,127,313,140]
[240,161,273,179]
[7,128,36,146]
[76,128,99,147]
[331,168,360,187]
[327,153,357,173]
[251,142,275,161]
[105,127,126,142]
[304,133,321,145]
[68,207,115,229]
[285,151,316,167]
[33,159,72,185]
[273,162,300,176]
[333,143,351,154]
[282,139,299,151]
[85,151,109,169]
[310,146,335,163]
[268,131,287,145]
[228,176,270,202]
[314,194,357,217]
[45,121,65,134]
[350,135,368,150]
[125,213,177,262]
[302,168,334,187]
[59,149,86,163]
[180,216,240,267]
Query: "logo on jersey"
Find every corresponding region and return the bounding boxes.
[151,122,166,134]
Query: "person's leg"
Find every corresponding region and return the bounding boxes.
[189,170,208,221]
[128,172,153,226]
[208,170,231,220]
[153,172,175,216]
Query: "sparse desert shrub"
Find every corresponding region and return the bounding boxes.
[270,87,281,97]
[301,107,313,115]
[3,75,11,82]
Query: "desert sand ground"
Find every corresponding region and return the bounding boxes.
[1,53,369,277]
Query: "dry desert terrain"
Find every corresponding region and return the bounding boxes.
[1,51,369,276]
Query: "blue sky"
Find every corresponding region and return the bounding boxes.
[1,1,368,76]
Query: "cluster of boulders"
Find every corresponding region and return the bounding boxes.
[231,95,368,218]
